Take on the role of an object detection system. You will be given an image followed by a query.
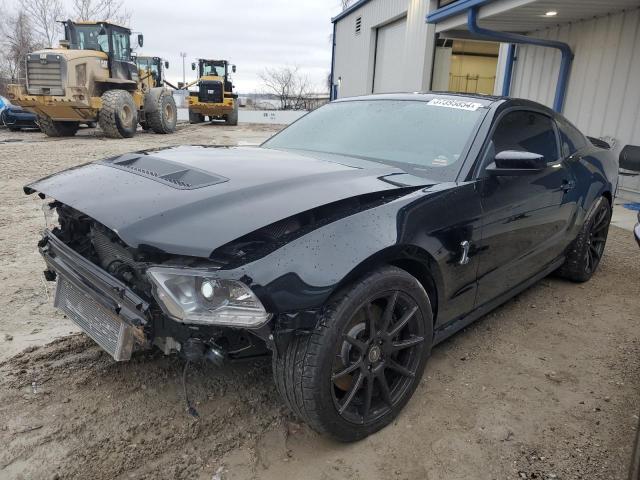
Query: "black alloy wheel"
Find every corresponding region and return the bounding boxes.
[331,291,425,425]
[584,203,610,275]
[558,196,611,282]
[272,266,433,441]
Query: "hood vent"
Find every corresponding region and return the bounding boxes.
[98,154,229,190]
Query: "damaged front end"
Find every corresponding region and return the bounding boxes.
[38,200,273,363]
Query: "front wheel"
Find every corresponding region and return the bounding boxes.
[273,266,432,441]
[557,196,611,282]
[147,92,177,134]
[99,89,137,138]
[189,109,204,124]
[37,116,79,137]
[225,100,238,126]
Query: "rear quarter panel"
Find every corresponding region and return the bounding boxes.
[570,145,617,222]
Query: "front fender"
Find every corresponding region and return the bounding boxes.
[216,182,482,327]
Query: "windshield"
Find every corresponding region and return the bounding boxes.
[71,25,109,53]
[263,99,485,181]
[138,58,159,74]
[201,61,226,77]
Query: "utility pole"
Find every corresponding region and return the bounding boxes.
[179,52,187,86]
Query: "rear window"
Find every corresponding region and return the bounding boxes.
[263,99,486,181]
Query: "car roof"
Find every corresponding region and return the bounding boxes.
[333,92,502,107]
[333,92,556,115]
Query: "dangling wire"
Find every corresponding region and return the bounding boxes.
[182,360,199,417]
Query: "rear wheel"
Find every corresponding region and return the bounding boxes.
[273,266,432,441]
[225,100,238,126]
[147,92,177,134]
[37,116,79,137]
[189,109,204,124]
[557,196,611,282]
[99,89,137,138]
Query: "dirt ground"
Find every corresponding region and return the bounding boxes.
[0,124,639,480]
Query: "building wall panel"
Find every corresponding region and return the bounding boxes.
[511,7,640,194]
[333,0,436,98]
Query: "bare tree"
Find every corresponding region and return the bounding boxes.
[20,0,65,47]
[0,10,42,83]
[259,65,311,110]
[341,0,353,10]
[71,0,131,26]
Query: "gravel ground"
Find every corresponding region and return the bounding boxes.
[0,124,639,480]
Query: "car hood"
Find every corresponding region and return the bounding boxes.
[25,146,433,258]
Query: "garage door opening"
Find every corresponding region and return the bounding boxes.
[372,16,407,94]
[432,39,499,95]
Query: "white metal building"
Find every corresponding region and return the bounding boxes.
[330,0,640,198]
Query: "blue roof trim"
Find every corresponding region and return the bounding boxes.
[332,0,373,23]
[426,0,494,24]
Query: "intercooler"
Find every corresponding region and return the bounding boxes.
[54,276,135,361]
[26,53,65,96]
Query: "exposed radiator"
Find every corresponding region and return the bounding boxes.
[54,277,134,361]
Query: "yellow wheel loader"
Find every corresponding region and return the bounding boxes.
[187,59,238,126]
[7,20,177,138]
[136,56,176,131]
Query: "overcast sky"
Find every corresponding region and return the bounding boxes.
[6,0,341,92]
[95,1,340,92]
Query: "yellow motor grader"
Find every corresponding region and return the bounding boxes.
[186,59,238,125]
[7,20,177,138]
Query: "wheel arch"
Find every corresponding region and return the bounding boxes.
[331,244,443,324]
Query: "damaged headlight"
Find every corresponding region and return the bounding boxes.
[147,267,270,328]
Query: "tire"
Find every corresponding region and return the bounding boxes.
[557,196,611,282]
[147,92,177,134]
[225,100,238,126]
[273,266,433,441]
[189,110,204,124]
[98,89,137,138]
[37,116,79,137]
[9,127,20,132]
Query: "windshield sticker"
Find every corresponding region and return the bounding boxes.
[427,98,483,111]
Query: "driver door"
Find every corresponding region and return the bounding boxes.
[109,30,136,81]
[475,109,577,305]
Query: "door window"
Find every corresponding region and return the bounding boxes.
[112,31,130,61]
[557,117,587,156]
[491,110,559,163]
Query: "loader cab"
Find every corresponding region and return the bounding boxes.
[62,20,139,82]
[137,56,167,89]
[195,59,235,92]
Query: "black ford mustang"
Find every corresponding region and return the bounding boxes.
[26,93,618,441]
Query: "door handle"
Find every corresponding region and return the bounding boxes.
[561,179,575,192]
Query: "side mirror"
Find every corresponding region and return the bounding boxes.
[137,34,144,47]
[486,150,546,176]
[232,64,236,73]
[620,145,640,173]
[164,61,169,69]
[191,62,196,71]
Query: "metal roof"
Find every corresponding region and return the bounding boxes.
[433,0,640,34]
[331,0,374,23]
